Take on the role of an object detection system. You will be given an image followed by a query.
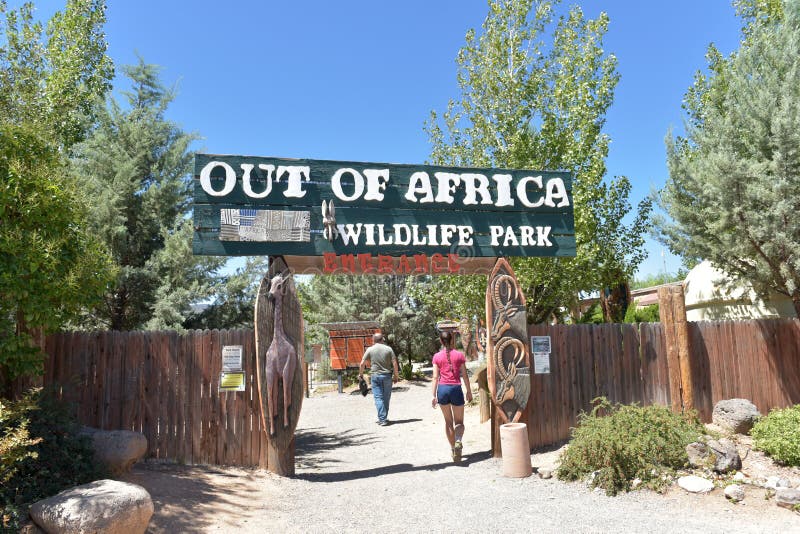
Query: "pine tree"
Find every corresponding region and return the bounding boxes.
[72,59,224,330]
[655,0,800,315]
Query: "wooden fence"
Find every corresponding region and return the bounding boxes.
[44,329,268,468]
[525,319,800,449]
[43,319,800,465]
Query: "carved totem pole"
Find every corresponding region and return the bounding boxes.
[486,258,531,456]
[255,256,304,476]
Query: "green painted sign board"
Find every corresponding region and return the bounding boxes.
[192,154,575,266]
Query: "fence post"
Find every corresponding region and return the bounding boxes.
[658,285,693,412]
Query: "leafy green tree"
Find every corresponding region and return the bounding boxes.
[654,0,800,316]
[425,0,651,324]
[0,0,113,148]
[0,1,114,388]
[71,60,224,330]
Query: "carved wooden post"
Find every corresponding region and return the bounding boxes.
[658,284,693,412]
[255,256,304,476]
[486,259,531,458]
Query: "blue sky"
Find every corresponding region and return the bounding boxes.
[39,1,742,278]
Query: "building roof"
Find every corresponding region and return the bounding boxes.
[317,321,380,331]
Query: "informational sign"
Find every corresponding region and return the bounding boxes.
[192,155,575,273]
[531,336,551,374]
[531,336,551,354]
[533,352,551,374]
[222,345,243,372]
[312,344,322,364]
[219,372,245,391]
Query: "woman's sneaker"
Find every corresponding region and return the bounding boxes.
[453,440,463,463]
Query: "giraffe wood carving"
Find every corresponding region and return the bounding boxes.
[486,258,531,424]
[255,256,304,475]
[265,269,297,435]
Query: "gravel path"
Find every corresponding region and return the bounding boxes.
[126,379,799,533]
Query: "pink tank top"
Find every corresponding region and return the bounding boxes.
[433,349,465,385]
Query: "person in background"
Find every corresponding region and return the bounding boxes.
[431,330,472,462]
[359,333,399,426]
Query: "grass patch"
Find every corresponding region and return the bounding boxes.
[751,404,800,466]
[557,398,704,495]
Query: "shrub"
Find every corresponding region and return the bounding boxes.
[400,363,414,381]
[1,389,107,530]
[751,405,800,466]
[557,398,704,495]
[624,304,660,323]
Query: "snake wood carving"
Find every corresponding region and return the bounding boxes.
[486,259,531,424]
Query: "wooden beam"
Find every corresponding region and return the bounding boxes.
[658,286,683,412]
[671,285,694,411]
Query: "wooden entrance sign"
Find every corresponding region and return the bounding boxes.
[486,259,531,456]
[192,154,576,274]
[254,256,304,476]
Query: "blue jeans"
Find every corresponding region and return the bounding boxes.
[371,373,393,422]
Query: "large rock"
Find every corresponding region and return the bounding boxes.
[708,438,742,473]
[30,479,153,534]
[81,427,147,476]
[678,475,715,494]
[686,441,710,468]
[776,488,800,510]
[712,399,761,434]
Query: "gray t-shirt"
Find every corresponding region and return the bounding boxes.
[361,343,397,375]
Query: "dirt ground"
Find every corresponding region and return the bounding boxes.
[123,379,799,533]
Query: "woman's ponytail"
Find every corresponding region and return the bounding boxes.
[439,330,455,378]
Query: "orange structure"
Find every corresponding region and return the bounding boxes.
[319,322,381,371]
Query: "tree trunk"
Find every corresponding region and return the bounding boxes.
[601,282,630,323]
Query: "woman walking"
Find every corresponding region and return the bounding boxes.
[431,330,473,462]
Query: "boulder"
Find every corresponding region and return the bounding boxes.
[708,439,742,473]
[712,399,761,434]
[678,475,715,494]
[724,484,745,502]
[776,488,800,510]
[81,427,147,476]
[30,479,153,534]
[686,441,710,468]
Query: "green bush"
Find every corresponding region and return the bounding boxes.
[624,304,660,323]
[751,405,800,466]
[400,363,414,381]
[1,389,107,530]
[557,398,704,495]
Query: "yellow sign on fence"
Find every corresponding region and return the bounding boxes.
[219,372,245,392]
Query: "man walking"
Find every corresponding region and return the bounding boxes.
[359,333,399,426]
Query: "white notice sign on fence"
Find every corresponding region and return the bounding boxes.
[533,352,551,374]
[222,345,243,372]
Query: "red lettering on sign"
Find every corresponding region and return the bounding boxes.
[358,253,375,273]
[377,255,394,273]
[448,253,461,273]
[431,253,447,274]
[323,252,338,273]
[340,254,356,273]
[398,255,413,274]
[414,254,428,274]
